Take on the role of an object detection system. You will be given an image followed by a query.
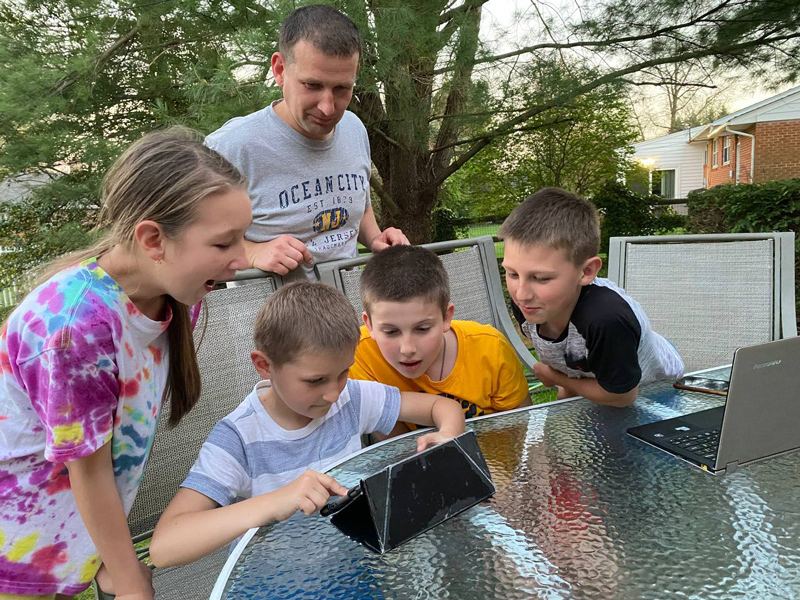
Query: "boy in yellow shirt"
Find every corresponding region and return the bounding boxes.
[350,245,531,438]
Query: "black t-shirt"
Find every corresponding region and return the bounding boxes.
[513,284,643,394]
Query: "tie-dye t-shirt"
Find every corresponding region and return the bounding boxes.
[0,258,191,595]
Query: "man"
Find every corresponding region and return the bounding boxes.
[206,4,408,280]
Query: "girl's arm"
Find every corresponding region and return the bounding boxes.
[397,391,466,451]
[66,441,153,600]
[150,471,348,567]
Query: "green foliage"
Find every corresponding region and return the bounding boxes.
[592,180,686,254]
[445,61,639,219]
[430,206,468,243]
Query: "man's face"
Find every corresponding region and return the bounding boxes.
[272,39,359,140]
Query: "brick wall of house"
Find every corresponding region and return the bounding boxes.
[706,135,737,187]
[753,120,800,183]
[705,120,800,188]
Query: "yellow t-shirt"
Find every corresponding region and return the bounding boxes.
[350,320,528,423]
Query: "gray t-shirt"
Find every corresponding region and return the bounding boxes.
[206,102,371,280]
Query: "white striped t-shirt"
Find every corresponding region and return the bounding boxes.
[181,378,401,506]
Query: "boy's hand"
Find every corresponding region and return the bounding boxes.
[533,362,559,388]
[415,430,458,452]
[269,471,349,522]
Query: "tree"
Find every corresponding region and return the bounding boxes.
[1,0,799,260]
[446,61,638,216]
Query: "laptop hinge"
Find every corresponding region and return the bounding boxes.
[725,460,739,474]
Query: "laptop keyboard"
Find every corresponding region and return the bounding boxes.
[670,429,721,460]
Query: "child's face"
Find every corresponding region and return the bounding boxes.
[156,188,252,306]
[503,241,598,332]
[255,349,354,428]
[364,298,455,379]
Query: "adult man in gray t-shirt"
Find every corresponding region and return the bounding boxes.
[207,5,407,280]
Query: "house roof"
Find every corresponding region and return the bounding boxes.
[0,173,56,205]
[689,84,800,142]
[632,126,706,152]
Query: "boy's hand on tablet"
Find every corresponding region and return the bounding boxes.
[416,430,456,452]
[270,471,349,521]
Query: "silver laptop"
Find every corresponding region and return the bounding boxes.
[627,336,800,475]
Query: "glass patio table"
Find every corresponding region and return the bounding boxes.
[212,367,800,599]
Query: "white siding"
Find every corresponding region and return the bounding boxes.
[631,129,706,199]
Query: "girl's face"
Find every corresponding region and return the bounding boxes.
[158,188,252,306]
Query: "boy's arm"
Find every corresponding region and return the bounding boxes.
[150,471,348,567]
[534,363,638,407]
[397,391,465,451]
[490,333,533,411]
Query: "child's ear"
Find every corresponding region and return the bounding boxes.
[251,350,272,379]
[362,311,373,332]
[580,256,603,285]
[134,220,166,262]
[443,303,455,331]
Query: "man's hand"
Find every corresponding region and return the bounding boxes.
[415,430,458,452]
[247,235,313,275]
[267,471,349,522]
[94,561,153,598]
[368,227,409,252]
[533,362,559,388]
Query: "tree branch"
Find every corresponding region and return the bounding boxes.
[50,23,141,96]
[369,174,400,214]
[431,0,735,75]
[428,29,800,190]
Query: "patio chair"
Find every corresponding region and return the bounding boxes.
[315,236,535,372]
[113,269,282,600]
[607,233,797,372]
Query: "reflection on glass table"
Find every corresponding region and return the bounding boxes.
[214,367,800,600]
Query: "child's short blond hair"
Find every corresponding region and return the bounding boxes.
[498,187,600,264]
[360,245,450,316]
[253,281,360,366]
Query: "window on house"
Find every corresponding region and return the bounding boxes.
[704,148,708,165]
[722,136,731,165]
[652,169,676,199]
[712,139,718,168]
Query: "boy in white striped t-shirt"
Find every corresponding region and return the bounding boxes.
[149,281,465,567]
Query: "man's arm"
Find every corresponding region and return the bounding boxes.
[358,205,409,251]
[150,471,347,567]
[243,236,313,275]
[534,363,638,407]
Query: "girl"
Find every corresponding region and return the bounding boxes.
[0,128,251,599]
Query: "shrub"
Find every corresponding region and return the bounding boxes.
[591,180,686,254]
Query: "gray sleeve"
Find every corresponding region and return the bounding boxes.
[351,379,401,436]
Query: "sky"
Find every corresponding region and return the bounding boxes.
[476,0,788,135]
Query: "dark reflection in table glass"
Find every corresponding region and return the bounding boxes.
[220,368,800,600]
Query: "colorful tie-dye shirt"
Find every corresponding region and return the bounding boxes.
[0,258,193,595]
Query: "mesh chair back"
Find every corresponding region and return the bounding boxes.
[622,239,774,371]
[339,246,496,326]
[128,278,277,536]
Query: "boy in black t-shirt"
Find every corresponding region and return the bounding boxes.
[499,188,684,407]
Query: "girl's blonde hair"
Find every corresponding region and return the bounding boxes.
[29,126,246,427]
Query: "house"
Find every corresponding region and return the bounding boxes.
[689,84,800,187]
[631,127,706,204]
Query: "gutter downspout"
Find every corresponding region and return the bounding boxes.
[725,125,755,184]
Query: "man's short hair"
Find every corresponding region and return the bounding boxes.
[360,245,451,316]
[498,187,600,264]
[254,281,360,366]
[279,4,361,61]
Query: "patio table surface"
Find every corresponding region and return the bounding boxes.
[215,366,800,599]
